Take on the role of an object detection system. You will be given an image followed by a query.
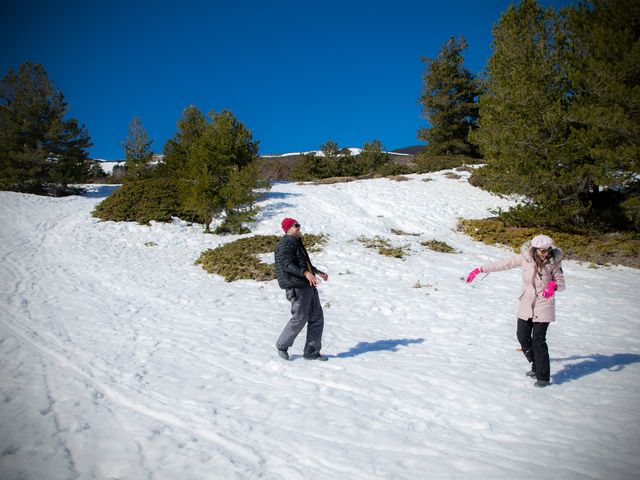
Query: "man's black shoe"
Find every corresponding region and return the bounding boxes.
[534,380,550,388]
[277,348,289,360]
[303,352,328,361]
[526,370,537,378]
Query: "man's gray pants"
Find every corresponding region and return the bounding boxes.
[276,286,324,356]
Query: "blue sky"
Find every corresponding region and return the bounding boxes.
[1,0,572,159]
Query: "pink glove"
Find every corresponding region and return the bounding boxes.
[542,281,557,298]
[466,267,481,283]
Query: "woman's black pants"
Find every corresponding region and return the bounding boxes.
[517,318,550,381]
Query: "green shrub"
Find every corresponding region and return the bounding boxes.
[421,239,457,253]
[621,196,640,231]
[414,154,480,174]
[214,208,258,235]
[214,222,251,235]
[196,234,327,282]
[458,218,640,268]
[375,163,412,177]
[358,236,408,258]
[92,178,201,224]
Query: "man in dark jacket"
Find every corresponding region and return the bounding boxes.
[274,217,328,361]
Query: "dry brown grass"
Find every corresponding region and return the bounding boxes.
[312,176,357,185]
[458,219,640,269]
[421,239,457,253]
[443,172,462,180]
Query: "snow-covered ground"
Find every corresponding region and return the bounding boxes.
[1,172,639,480]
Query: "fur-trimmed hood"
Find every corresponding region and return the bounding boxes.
[521,241,564,264]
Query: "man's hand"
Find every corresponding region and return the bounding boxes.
[305,271,318,286]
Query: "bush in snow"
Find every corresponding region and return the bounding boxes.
[358,236,408,259]
[196,234,326,282]
[414,154,479,174]
[421,240,457,253]
[92,178,201,225]
[374,163,412,177]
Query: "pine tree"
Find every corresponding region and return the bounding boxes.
[292,140,347,180]
[359,140,390,174]
[179,109,260,233]
[0,62,91,194]
[219,160,261,233]
[561,0,640,229]
[319,140,340,177]
[471,0,640,231]
[122,116,153,180]
[418,36,481,157]
[291,151,322,180]
[159,105,207,178]
[469,0,572,221]
[87,159,107,181]
[210,110,261,232]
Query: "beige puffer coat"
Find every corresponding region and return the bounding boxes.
[481,242,566,323]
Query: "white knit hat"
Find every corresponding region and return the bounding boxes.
[531,234,554,249]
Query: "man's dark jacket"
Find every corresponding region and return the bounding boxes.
[274,234,322,289]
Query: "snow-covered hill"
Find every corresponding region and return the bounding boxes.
[96,148,412,176]
[1,172,639,480]
[261,147,413,159]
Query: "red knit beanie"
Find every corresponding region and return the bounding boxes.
[281,217,298,232]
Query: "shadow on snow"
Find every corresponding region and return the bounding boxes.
[331,338,425,359]
[551,353,640,385]
[257,189,302,202]
[255,190,302,223]
[81,185,121,198]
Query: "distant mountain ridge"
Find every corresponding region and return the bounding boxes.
[261,145,424,158]
[94,146,423,164]
[94,146,423,177]
[391,145,426,155]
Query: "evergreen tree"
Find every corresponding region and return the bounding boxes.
[469,0,572,221]
[359,139,390,174]
[180,109,260,233]
[159,105,207,178]
[471,0,640,231]
[0,62,91,194]
[418,36,481,157]
[219,160,261,233]
[122,116,153,180]
[319,139,340,176]
[291,151,322,181]
[561,0,640,229]
[87,159,107,181]
[292,140,349,180]
[210,110,261,232]
[112,164,126,181]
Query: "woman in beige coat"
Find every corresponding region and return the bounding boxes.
[466,235,566,387]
